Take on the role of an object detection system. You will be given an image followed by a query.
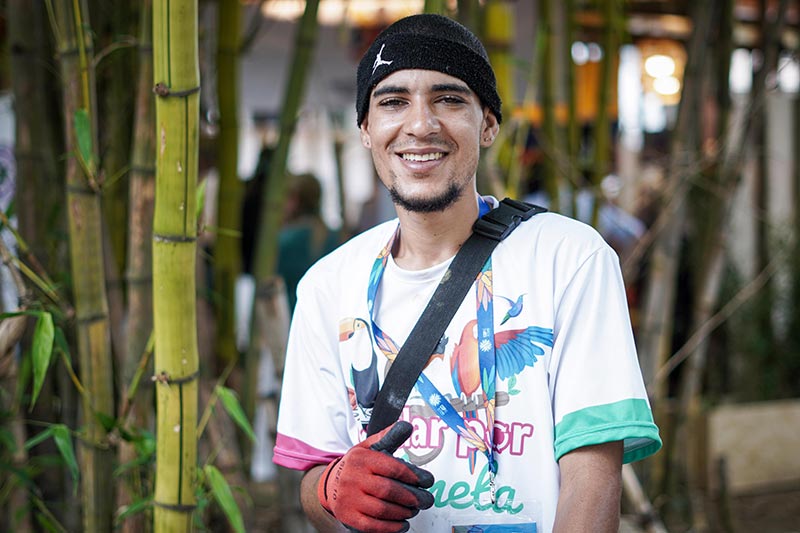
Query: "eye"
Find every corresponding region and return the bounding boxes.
[437,95,466,105]
[377,97,406,108]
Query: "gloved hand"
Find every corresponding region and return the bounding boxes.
[317,420,435,533]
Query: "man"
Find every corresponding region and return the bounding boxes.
[273,14,661,533]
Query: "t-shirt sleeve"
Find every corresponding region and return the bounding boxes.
[548,245,661,464]
[272,271,355,471]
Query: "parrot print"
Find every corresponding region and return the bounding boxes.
[450,319,554,400]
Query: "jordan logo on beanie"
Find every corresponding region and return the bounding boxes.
[372,44,393,75]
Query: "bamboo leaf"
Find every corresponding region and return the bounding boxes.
[0,311,32,319]
[196,177,208,221]
[30,312,55,410]
[134,429,156,457]
[53,326,71,360]
[34,512,61,533]
[95,412,116,433]
[73,108,94,171]
[203,464,245,533]
[214,386,256,443]
[115,496,153,524]
[51,425,79,494]
[24,427,54,450]
[0,427,16,453]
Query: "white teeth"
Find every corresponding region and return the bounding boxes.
[401,152,444,162]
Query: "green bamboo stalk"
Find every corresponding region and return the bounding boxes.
[152,0,200,531]
[423,0,447,15]
[246,0,320,427]
[563,0,579,216]
[252,0,320,280]
[484,0,515,125]
[118,2,155,531]
[214,0,243,369]
[98,1,138,375]
[539,0,559,209]
[591,0,619,227]
[456,0,482,34]
[99,1,136,280]
[124,0,155,417]
[51,1,115,531]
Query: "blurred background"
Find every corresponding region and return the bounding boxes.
[0,1,799,532]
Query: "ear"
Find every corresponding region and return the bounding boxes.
[479,108,500,148]
[360,119,371,149]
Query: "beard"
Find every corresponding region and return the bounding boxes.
[387,176,470,213]
[388,182,463,213]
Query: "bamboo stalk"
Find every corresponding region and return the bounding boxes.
[99,2,136,280]
[484,0,514,128]
[634,0,716,509]
[456,0,482,34]
[9,0,65,295]
[152,0,201,531]
[591,0,619,227]
[636,0,714,396]
[246,0,320,425]
[244,6,319,529]
[539,0,559,209]
[423,0,447,15]
[563,0,579,215]
[98,2,138,371]
[51,1,116,530]
[118,2,156,531]
[214,0,243,369]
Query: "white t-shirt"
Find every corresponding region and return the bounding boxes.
[274,198,661,532]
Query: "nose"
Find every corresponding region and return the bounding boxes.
[404,99,440,138]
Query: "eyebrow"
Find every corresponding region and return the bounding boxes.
[372,85,409,97]
[431,83,472,95]
[371,82,473,98]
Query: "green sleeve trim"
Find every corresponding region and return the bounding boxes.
[554,398,662,464]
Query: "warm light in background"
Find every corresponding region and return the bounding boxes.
[644,54,675,79]
[653,75,681,96]
[638,38,686,105]
[260,0,424,26]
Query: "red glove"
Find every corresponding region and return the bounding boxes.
[317,421,434,533]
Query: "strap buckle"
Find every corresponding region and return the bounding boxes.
[472,198,547,241]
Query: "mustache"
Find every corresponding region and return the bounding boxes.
[389,138,455,152]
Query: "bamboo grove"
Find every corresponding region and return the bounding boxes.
[0,1,799,532]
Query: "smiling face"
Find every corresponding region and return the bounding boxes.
[360,69,499,214]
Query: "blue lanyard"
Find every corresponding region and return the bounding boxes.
[366,199,500,493]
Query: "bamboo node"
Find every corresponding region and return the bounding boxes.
[153,501,197,513]
[153,82,201,98]
[153,233,197,244]
[151,369,199,385]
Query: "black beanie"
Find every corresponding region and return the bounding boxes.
[356,14,502,126]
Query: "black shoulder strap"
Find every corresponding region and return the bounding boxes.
[366,198,546,436]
